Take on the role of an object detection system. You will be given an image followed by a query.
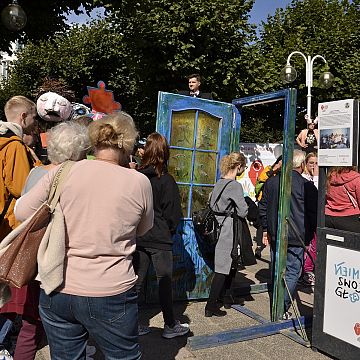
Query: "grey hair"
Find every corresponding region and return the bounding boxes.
[292,149,306,168]
[47,121,90,164]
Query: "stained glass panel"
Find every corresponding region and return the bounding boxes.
[196,112,220,150]
[193,151,217,184]
[191,186,213,214]
[178,185,190,217]
[168,149,192,183]
[170,110,195,148]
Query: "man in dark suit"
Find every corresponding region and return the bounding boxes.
[178,74,213,99]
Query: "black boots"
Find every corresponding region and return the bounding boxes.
[205,303,227,317]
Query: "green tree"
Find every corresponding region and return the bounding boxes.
[247,0,360,137]
[1,0,258,136]
[106,0,257,133]
[0,20,126,119]
[0,1,100,53]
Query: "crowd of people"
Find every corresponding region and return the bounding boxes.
[0,85,359,359]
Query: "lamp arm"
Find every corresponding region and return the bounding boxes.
[309,55,327,88]
[286,51,307,65]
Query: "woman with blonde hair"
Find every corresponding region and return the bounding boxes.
[14,111,153,360]
[205,152,248,317]
[1,121,90,360]
[302,152,318,188]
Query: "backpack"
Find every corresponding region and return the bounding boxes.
[192,181,233,247]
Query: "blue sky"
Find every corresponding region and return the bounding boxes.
[67,0,292,25]
[249,0,292,24]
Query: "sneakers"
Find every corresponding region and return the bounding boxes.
[162,320,190,339]
[138,325,151,336]
[0,349,13,360]
[298,272,315,287]
[302,272,315,287]
[282,311,292,320]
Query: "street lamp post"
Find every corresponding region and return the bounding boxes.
[281,51,334,119]
[1,0,27,31]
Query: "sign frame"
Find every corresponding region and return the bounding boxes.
[312,226,360,359]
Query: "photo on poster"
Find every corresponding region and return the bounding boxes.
[319,128,351,149]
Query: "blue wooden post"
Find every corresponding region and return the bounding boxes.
[272,88,297,321]
[232,89,297,321]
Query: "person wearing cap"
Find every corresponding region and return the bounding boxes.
[178,74,213,99]
[296,115,319,154]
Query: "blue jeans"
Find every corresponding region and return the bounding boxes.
[0,315,12,345]
[39,288,141,360]
[270,245,304,312]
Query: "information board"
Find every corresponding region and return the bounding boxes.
[318,99,359,166]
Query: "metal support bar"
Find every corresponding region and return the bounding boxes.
[232,282,269,297]
[231,304,311,347]
[283,275,309,342]
[187,317,312,351]
[231,304,268,324]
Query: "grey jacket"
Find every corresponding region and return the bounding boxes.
[210,179,248,274]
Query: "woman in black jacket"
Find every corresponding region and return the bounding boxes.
[133,132,190,339]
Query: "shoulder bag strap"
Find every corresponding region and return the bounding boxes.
[0,139,22,223]
[343,184,358,208]
[210,180,233,212]
[0,195,14,224]
[47,161,75,211]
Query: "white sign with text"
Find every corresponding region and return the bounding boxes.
[323,245,360,347]
[318,99,357,166]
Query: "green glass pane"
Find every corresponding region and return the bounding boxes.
[168,149,192,183]
[178,185,190,217]
[191,186,213,214]
[170,110,195,148]
[193,151,217,184]
[196,112,220,150]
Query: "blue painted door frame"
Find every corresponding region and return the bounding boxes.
[232,88,297,321]
[151,89,296,308]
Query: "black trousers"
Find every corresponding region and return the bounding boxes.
[133,247,175,326]
[325,214,360,233]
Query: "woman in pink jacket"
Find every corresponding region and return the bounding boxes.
[325,166,360,232]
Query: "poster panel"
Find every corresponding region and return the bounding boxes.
[237,143,282,200]
[323,245,360,348]
[318,99,357,166]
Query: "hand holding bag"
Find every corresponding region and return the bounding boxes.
[0,161,73,288]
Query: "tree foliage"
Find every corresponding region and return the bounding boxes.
[1,0,359,142]
[0,1,99,53]
[246,0,360,136]
[1,0,257,135]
